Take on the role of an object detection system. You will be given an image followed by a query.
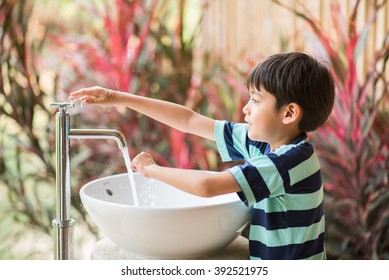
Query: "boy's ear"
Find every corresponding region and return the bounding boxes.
[282,103,302,125]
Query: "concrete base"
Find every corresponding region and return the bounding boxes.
[91,236,249,260]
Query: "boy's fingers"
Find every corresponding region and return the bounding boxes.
[69,87,96,98]
[80,97,92,105]
[130,162,137,172]
[69,92,83,100]
[69,88,85,96]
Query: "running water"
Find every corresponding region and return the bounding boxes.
[120,147,139,206]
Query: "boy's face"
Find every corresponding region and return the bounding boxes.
[243,86,285,144]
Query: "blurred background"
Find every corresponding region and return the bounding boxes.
[0,0,388,259]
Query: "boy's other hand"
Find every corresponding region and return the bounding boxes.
[131,152,157,178]
[69,86,115,107]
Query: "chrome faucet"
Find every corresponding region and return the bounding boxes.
[50,101,127,260]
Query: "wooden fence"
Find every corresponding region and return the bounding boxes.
[197,0,389,74]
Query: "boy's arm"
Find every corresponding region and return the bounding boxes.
[131,152,241,197]
[69,86,216,141]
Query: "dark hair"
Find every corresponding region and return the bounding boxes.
[246,52,335,132]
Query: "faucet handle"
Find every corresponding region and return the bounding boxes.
[50,101,75,112]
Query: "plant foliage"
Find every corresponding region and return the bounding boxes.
[0,0,247,258]
[53,0,247,182]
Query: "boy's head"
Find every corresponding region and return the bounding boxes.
[246,52,335,132]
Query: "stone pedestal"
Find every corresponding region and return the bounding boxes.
[91,236,249,260]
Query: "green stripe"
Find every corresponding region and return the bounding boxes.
[289,153,320,185]
[272,143,296,155]
[254,196,287,212]
[254,189,323,212]
[232,124,250,159]
[214,120,231,161]
[249,215,325,247]
[248,143,262,157]
[285,188,323,210]
[249,156,285,197]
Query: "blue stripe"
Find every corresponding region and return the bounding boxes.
[224,122,245,160]
[288,202,324,227]
[280,142,314,170]
[266,143,316,192]
[267,153,290,189]
[239,161,270,201]
[251,202,324,229]
[251,208,287,230]
[250,232,325,260]
[286,169,322,194]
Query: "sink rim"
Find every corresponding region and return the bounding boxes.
[80,172,246,210]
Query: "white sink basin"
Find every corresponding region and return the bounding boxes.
[80,173,251,259]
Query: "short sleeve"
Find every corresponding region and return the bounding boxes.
[214,120,270,162]
[214,120,231,161]
[227,156,286,206]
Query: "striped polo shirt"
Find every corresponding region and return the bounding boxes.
[214,120,326,260]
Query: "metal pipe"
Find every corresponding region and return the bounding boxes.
[51,101,75,260]
[69,129,127,150]
[50,101,127,260]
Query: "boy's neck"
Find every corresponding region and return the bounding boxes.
[269,130,305,152]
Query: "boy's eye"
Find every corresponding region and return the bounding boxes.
[250,98,259,104]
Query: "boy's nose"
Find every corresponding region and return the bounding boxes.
[242,102,249,115]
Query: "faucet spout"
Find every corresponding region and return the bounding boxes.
[69,129,127,150]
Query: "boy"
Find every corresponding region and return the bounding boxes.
[70,52,335,260]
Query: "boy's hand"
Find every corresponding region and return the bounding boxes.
[131,152,158,178]
[69,86,115,107]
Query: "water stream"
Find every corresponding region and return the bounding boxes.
[120,147,139,206]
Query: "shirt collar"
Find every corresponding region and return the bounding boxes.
[292,132,308,145]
